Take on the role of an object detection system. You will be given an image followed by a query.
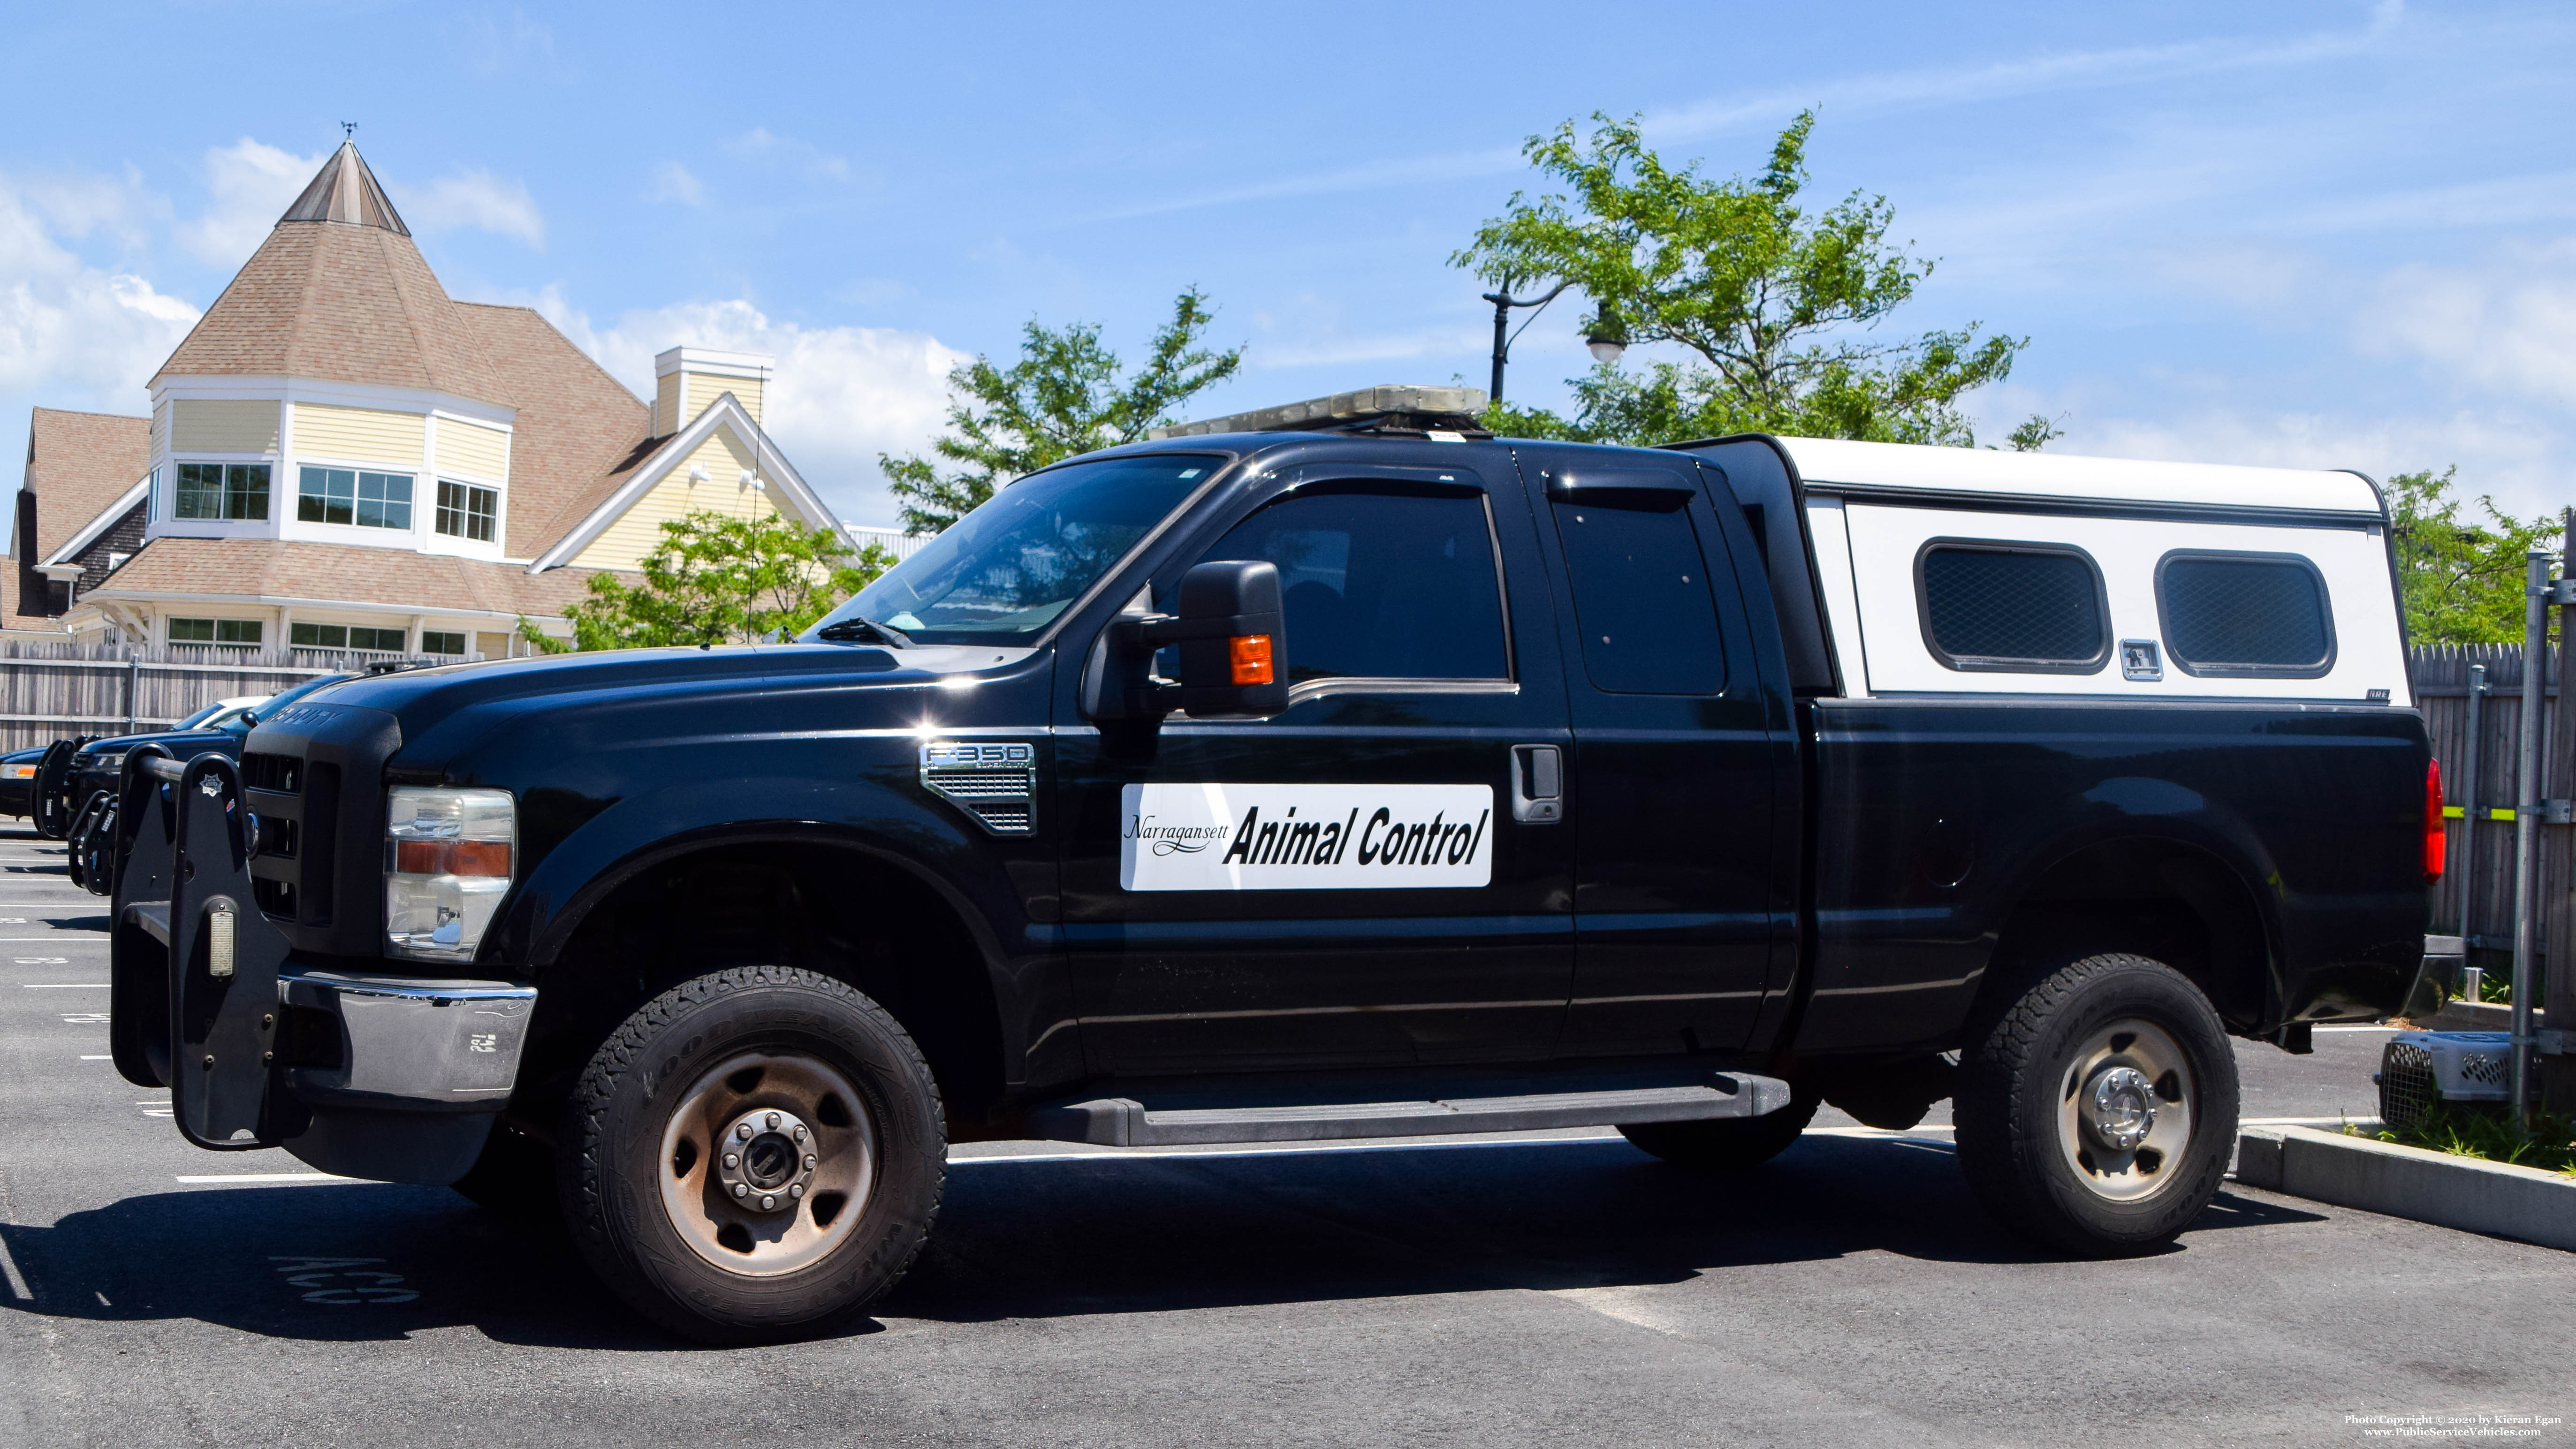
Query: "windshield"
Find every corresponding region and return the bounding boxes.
[223,673,352,733]
[173,701,228,729]
[806,455,1218,647]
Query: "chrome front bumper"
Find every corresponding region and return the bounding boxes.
[274,969,536,1184]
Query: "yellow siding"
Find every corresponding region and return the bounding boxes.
[294,403,426,466]
[474,630,513,659]
[151,401,170,458]
[172,400,280,454]
[572,425,776,569]
[437,418,510,480]
[655,372,682,436]
[683,371,762,426]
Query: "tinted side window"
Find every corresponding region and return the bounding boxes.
[1194,489,1508,682]
[1552,498,1726,695]
[1918,543,2107,672]
[2158,553,2334,676]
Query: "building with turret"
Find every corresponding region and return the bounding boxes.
[8,141,845,658]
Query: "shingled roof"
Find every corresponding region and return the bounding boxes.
[9,409,151,624]
[153,143,506,402]
[99,537,601,619]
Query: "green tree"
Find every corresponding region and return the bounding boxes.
[2388,467,2561,645]
[556,509,894,650]
[881,287,1246,533]
[1457,111,2053,450]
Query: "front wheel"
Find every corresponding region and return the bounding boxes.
[562,966,946,1343]
[1953,952,2239,1257]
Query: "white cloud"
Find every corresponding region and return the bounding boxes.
[0,173,201,421]
[646,162,705,207]
[178,138,320,266]
[536,292,965,525]
[2062,406,2565,520]
[394,171,547,249]
[2362,239,2576,409]
[724,128,852,183]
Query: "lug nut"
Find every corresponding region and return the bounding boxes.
[723,1153,738,1169]
[804,1154,816,1171]
[790,1183,804,1199]
[732,1183,747,1199]
[792,1124,806,1142]
[765,1112,780,1130]
[760,1195,775,1211]
[737,1123,752,1141]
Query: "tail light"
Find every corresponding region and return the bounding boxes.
[2424,759,2446,882]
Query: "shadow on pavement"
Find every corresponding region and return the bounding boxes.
[0,1133,2326,1347]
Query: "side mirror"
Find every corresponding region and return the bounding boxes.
[1081,560,1289,721]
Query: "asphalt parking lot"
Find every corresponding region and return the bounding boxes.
[1,822,2569,1447]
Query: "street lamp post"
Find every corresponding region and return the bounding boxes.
[1482,281,1572,404]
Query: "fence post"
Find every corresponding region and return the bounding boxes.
[123,652,139,736]
[2546,513,2576,1118]
[2459,662,2487,1001]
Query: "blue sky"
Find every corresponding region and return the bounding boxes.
[5,1,2572,528]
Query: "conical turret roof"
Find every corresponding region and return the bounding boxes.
[153,142,500,401]
[278,141,410,234]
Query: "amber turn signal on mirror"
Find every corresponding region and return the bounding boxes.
[1230,634,1274,686]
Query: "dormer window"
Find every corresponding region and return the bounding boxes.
[176,463,270,520]
[300,466,415,529]
[436,480,499,542]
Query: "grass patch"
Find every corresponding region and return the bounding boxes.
[2348,1105,2576,1176]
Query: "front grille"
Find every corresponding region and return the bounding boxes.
[246,752,338,927]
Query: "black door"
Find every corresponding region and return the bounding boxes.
[1053,461,1575,1075]
[1512,446,1794,1058]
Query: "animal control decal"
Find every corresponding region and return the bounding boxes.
[1121,783,1494,891]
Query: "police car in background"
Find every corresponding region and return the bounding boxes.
[104,386,2441,1343]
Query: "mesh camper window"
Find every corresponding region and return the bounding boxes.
[1915,540,2109,674]
[2156,552,2335,678]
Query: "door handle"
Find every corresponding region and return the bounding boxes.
[1510,744,1563,823]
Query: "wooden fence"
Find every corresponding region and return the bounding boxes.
[0,640,471,753]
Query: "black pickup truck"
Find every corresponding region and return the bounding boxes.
[106,387,2440,1343]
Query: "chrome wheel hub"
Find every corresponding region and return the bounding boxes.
[2082,1065,2157,1152]
[2054,1019,2194,1202]
[718,1107,817,1214]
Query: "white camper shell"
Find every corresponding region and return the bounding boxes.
[1777,438,2408,706]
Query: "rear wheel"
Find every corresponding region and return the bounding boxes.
[1619,1094,1819,1171]
[1953,952,2238,1256]
[562,965,945,1343]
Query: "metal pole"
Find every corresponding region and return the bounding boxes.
[1488,295,1511,404]
[2459,662,2487,1000]
[2511,551,2550,1133]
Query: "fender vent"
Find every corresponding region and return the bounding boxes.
[920,741,1037,836]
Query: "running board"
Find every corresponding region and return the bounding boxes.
[1025,1072,1793,1147]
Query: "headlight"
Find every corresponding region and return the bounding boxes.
[384,786,515,962]
[4,765,33,780]
[86,750,127,771]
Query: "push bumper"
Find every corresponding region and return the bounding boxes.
[274,970,536,1184]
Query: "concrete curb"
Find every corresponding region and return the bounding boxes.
[2234,1124,2576,1251]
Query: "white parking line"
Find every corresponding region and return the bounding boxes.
[0,1231,31,1302]
[21,984,107,989]
[77,1055,109,1060]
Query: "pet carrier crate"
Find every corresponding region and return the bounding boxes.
[2374,1031,2530,1130]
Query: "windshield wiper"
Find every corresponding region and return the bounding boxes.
[815,615,914,648]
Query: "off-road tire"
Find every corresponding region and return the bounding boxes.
[1619,1094,1820,1171]
[562,966,945,1343]
[1953,951,2238,1257]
